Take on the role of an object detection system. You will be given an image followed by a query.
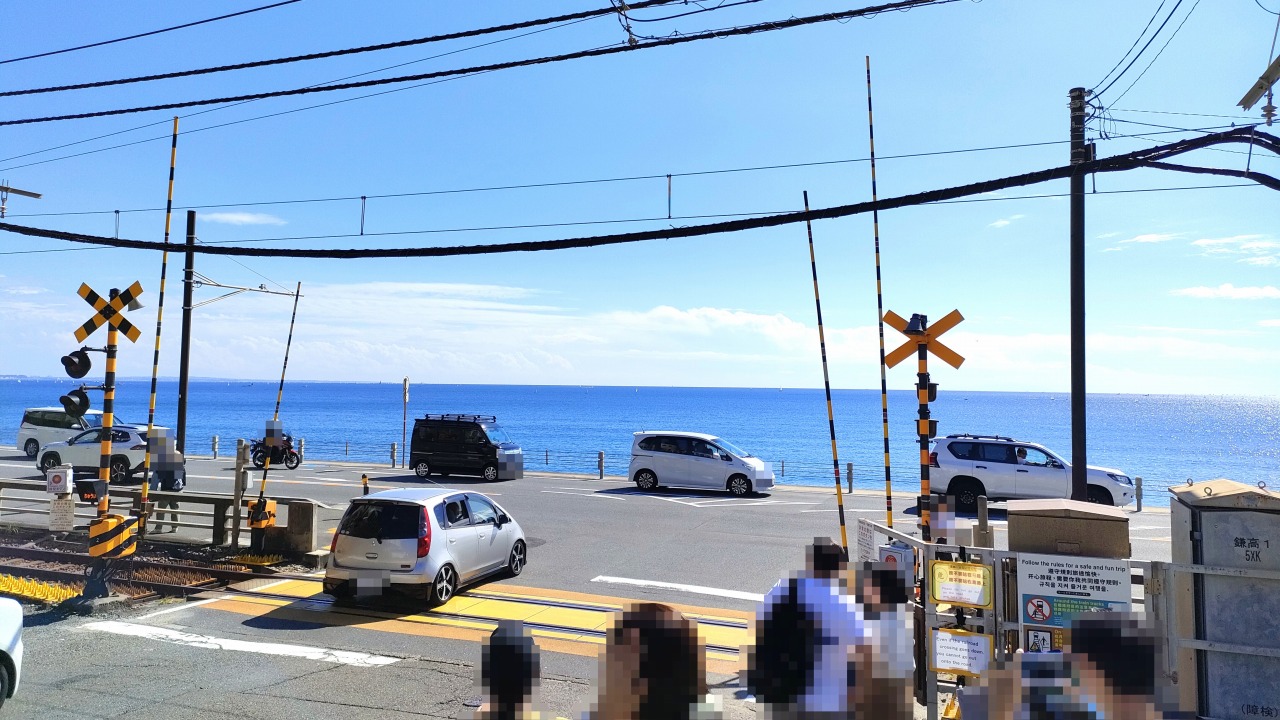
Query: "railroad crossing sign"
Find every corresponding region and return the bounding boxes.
[883,309,965,369]
[74,281,143,343]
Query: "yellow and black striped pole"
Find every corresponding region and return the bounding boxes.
[140,117,180,526]
[96,309,119,519]
[250,281,301,552]
[914,324,932,542]
[865,56,895,529]
[802,191,850,560]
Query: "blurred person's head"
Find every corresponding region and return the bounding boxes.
[1066,612,1164,718]
[857,562,910,617]
[807,537,845,581]
[597,603,704,720]
[480,621,539,719]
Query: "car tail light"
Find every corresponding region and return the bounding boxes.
[929,451,939,467]
[329,532,339,554]
[417,506,432,558]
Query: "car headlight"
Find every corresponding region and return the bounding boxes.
[1107,472,1132,486]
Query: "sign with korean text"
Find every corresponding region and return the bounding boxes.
[1017,553,1131,651]
[930,560,994,609]
[857,518,879,563]
[929,627,992,677]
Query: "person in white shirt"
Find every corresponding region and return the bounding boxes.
[854,562,914,720]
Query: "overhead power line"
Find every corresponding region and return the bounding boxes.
[2,128,1275,259]
[1107,0,1201,106]
[1092,0,1183,98]
[1091,0,1167,91]
[0,1,302,66]
[0,0,682,98]
[0,0,959,127]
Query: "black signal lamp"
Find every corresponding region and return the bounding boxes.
[61,349,91,379]
[59,389,91,418]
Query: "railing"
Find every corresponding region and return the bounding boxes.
[0,478,324,551]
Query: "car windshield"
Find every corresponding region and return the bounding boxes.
[482,424,512,443]
[712,437,751,458]
[338,502,420,540]
[84,415,102,428]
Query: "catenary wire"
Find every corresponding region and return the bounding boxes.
[1,128,1274,258]
[0,0,681,97]
[0,0,960,127]
[0,1,302,65]
[1092,0,1183,99]
[1258,0,1279,16]
[0,181,1259,254]
[1107,0,1201,106]
[624,0,762,23]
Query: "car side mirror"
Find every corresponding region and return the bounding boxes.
[496,514,508,527]
[721,454,731,461]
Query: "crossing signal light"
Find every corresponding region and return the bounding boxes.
[928,382,939,403]
[61,350,91,378]
[74,479,107,504]
[59,389,90,418]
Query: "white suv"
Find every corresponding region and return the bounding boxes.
[930,434,1134,509]
[35,425,151,483]
[17,407,102,458]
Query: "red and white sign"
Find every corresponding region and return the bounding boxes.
[1025,596,1052,622]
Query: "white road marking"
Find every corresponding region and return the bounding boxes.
[592,575,764,603]
[84,620,400,667]
[541,490,625,500]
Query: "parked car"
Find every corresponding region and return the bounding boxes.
[323,488,526,606]
[0,597,22,708]
[628,431,775,496]
[930,434,1135,510]
[35,425,154,483]
[17,407,102,458]
[409,414,523,481]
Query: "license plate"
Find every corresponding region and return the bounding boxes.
[353,570,390,594]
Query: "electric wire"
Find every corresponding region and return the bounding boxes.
[0,0,959,127]
[1107,0,1201,106]
[0,1,302,65]
[0,0,680,97]
[0,183,1259,257]
[624,0,763,22]
[1092,0,1183,99]
[1091,1,1166,92]
[2,128,1274,258]
[1258,0,1279,15]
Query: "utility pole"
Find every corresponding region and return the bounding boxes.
[1069,87,1093,502]
[177,211,196,453]
[0,182,41,218]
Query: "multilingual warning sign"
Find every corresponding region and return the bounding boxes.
[930,560,994,609]
[1017,553,1131,651]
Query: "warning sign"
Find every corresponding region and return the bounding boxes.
[49,497,75,532]
[1025,596,1052,622]
[930,560,993,609]
[929,627,993,677]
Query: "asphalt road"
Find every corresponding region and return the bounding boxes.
[0,446,1176,719]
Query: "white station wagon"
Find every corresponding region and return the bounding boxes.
[628,431,775,496]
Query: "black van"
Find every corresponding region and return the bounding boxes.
[409,414,524,481]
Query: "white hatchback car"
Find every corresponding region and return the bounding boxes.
[0,597,22,708]
[324,488,526,606]
[628,431,775,496]
[36,425,151,483]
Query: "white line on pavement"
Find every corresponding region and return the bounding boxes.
[84,620,400,667]
[592,575,764,603]
[541,490,625,500]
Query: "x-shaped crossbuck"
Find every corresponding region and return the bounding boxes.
[74,281,143,343]
[883,309,965,369]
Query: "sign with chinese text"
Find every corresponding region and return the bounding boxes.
[929,560,993,609]
[1017,553,1131,651]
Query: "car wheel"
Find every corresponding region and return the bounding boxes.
[482,463,499,482]
[949,478,985,512]
[508,540,527,577]
[23,439,39,458]
[414,461,431,478]
[430,565,458,606]
[728,475,752,497]
[0,664,9,709]
[40,453,61,473]
[110,457,131,484]
[284,451,301,470]
[1086,486,1114,505]
[634,469,658,491]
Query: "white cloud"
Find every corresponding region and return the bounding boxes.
[1095,232,1122,239]
[1099,247,1123,253]
[1,286,44,295]
[201,212,287,226]
[988,214,1025,229]
[1170,284,1280,300]
[1120,233,1178,244]
[1191,234,1265,247]
[1241,257,1279,267]
[1260,319,1280,327]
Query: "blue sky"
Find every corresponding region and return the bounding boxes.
[1,0,1277,394]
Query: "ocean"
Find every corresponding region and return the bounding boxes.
[2,379,1277,507]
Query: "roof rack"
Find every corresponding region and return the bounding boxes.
[421,413,497,423]
[944,433,1016,442]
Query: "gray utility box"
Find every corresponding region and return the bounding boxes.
[1169,479,1280,718]
[1005,498,1131,559]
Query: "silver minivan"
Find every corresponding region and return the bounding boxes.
[628,431,775,496]
[16,407,102,458]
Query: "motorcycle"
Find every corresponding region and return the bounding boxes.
[251,434,301,470]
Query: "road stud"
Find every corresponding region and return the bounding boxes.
[88,514,138,558]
